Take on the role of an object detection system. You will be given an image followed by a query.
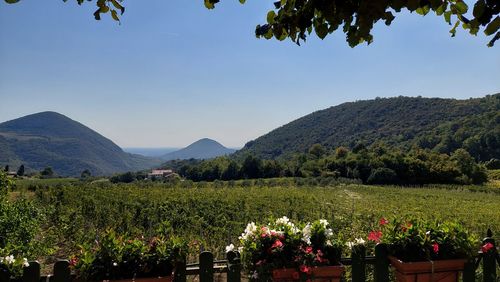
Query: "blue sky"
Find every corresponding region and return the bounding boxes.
[0,1,498,148]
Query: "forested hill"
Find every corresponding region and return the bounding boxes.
[161,138,236,161]
[0,111,161,176]
[236,94,500,161]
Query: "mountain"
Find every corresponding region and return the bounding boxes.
[0,112,161,176]
[236,94,500,161]
[160,138,236,161]
[123,147,180,157]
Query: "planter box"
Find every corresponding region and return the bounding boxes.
[103,275,173,282]
[388,256,466,282]
[272,265,344,282]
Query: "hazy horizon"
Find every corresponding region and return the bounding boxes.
[1,1,499,148]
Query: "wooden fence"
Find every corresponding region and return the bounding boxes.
[2,230,498,282]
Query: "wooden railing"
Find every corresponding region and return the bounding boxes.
[2,230,498,282]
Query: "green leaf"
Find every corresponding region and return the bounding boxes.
[4,0,20,3]
[111,9,119,22]
[416,6,430,16]
[111,0,125,15]
[267,11,276,24]
[444,11,452,24]
[204,0,214,9]
[473,0,485,18]
[239,0,245,3]
[450,20,460,37]
[484,17,500,36]
[315,24,328,39]
[453,2,468,14]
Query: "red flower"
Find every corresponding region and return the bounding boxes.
[432,243,439,254]
[305,246,313,254]
[300,265,311,274]
[261,233,268,238]
[272,239,283,249]
[482,242,494,253]
[368,231,382,242]
[379,218,389,226]
[69,257,78,267]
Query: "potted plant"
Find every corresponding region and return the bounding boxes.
[70,230,187,282]
[232,216,344,281]
[0,252,30,282]
[368,217,477,282]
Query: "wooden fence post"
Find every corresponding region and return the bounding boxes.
[462,258,476,282]
[351,245,366,282]
[374,243,389,282]
[0,269,10,282]
[226,251,241,282]
[22,261,40,282]
[174,257,187,282]
[482,229,497,282]
[199,251,214,282]
[50,260,71,282]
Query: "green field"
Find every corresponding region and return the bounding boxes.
[10,178,499,268]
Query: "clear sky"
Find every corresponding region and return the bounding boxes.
[0,1,499,148]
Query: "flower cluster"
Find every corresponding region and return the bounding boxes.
[0,253,30,279]
[70,230,187,281]
[368,217,477,262]
[231,217,343,281]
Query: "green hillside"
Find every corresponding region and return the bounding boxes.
[0,112,161,176]
[236,94,500,161]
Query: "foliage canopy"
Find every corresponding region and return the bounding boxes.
[4,0,499,46]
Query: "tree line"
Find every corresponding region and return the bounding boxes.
[162,144,490,185]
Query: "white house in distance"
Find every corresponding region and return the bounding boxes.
[147,169,174,179]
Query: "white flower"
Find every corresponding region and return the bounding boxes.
[239,222,257,241]
[225,244,235,253]
[325,228,333,237]
[23,258,29,267]
[5,255,15,264]
[251,271,259,279]
[326,240,333,246]
[113,262,118,266]
[346,241,355,248]
[355,238,366,245]
[238,247,243,253]
[302,224,312,244]
[276,216,290,225]
[319,219,329,227]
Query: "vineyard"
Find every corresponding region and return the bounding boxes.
[4,177,498,272]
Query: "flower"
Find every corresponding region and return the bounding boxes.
[23,258,29,267]
[432,243,439,254]
[355,238,366,245]
[319,219,329,227]
[368,231,382,242]
[379,218,389,226]
[481,242,494,253]
[305,246,313,254]
[271,239,283,249]
[302,224,312,244]
[113,262,118,267]
[346,241,355,248]
[5,255,15,264]
[251,271,259,279]
[299,265,311,274]
[225,244,235,253]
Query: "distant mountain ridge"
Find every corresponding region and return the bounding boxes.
[236,94,500,160]
[0,111,161,176]
[161,138,236,161]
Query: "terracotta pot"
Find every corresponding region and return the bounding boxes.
[388,256,466,282]
[272,265,344,282]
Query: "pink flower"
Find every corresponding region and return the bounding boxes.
[272,239,283,249]
[368,231,382,242]
[300,265,311,274]
[305,246,313,254]
[379,218,389,226]
[482,242,494,253]
[256,259,266,266]
[432,243,439,254]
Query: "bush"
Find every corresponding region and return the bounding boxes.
[367,168,398,184]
